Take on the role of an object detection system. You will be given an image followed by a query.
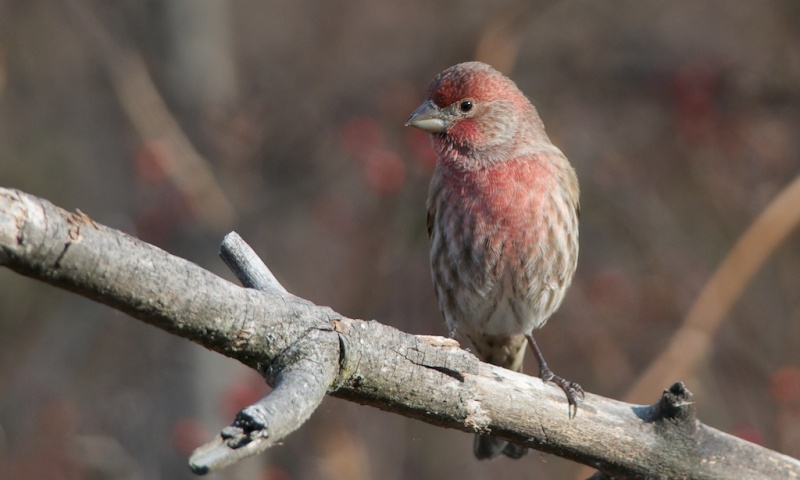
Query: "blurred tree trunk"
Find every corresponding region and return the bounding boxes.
[163,3,254,479]
[166,0,237,110]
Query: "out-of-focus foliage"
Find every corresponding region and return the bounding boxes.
[1,1,799,479]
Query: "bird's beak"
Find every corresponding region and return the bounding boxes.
[405,100,448,133]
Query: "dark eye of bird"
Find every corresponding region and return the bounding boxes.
[459,100,473,112]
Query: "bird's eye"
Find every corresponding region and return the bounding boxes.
[459,100,473,112]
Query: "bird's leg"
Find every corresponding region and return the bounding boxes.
[525,334,585,418]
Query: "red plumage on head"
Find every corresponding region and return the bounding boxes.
[420,62,547,164]
[427,62,519,108]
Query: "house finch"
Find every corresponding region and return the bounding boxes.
[406,62,583,460]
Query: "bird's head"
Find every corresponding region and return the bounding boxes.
[406,62,541,160]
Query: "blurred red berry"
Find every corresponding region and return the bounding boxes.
[363,149,406,196]
[134,140,172,183]
[770,366,800,406]
[171,418,208,456]
[339,116,385,159]
[671,63,721,143]
[220,372,270,418]
[731,425,765,446]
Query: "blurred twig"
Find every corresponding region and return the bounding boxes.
[474,5,531,76]
[62,1,236,232]
[473,1,560,75]
[625,174,800,404]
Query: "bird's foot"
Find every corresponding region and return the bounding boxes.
[539,367,585,418]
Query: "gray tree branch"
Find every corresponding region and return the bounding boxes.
[189,232,336,473]
[1,187,798,479]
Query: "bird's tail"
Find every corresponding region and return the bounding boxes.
[473,434,528,460]
[469,334,530,459]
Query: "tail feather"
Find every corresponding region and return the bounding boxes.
[474,434,528,460]
[471,335,529,460]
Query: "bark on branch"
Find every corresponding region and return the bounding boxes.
[1,187,798,479]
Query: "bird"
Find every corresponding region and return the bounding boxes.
[405,61,583,460]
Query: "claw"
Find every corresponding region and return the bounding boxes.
[527,334,584,417]
[540,366,584,417]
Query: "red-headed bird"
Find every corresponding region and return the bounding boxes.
[406,62,583,460]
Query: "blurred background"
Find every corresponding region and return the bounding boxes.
[1,1,800,479]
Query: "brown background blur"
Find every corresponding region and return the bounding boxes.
[1,1,799,479]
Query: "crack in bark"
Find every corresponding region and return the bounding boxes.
[393,345,468,382]
[420,364,466,382]
[53,241,71,269]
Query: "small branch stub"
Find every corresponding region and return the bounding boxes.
[219,232,287,293]
[189,233,341,475]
